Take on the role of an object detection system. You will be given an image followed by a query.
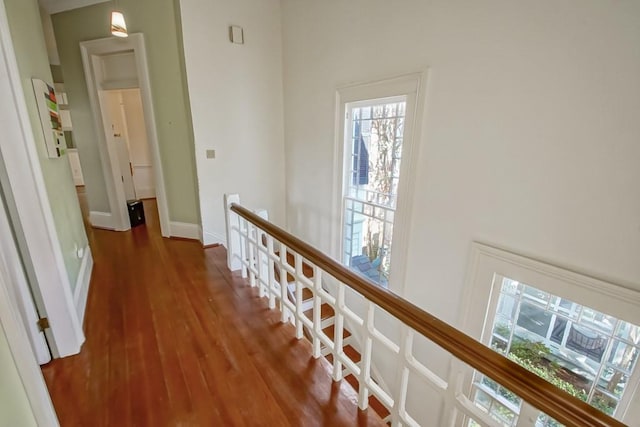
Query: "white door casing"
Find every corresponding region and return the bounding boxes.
[0,0,84,358]
[0,192,50,364]
[80,34,170,236]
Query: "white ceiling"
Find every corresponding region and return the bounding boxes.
[39,0,109,15]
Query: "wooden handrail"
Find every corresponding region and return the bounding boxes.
[230,203,626,427]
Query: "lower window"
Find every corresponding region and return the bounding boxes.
[462,244,640,427]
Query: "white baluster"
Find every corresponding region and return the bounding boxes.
[267,235,276,309]
[332,282,345,381]
[278,245,289,323]
[358,301,375,410]
[223,193,241,271]
[294,253,304,339]
[391,326,411,426]
[312,268,323,358]
[247,222,256,287]
[239,217,248,279]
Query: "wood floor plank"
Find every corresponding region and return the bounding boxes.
[41,195,382,426]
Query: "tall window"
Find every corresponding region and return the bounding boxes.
[342,97,406,286]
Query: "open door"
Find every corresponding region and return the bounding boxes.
[0,187,51,364]
[114,135,136,202]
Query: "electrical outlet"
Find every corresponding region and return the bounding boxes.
[206,149,216,159]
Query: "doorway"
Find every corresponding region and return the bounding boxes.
[80,35,170,236]
[101,88,156,206]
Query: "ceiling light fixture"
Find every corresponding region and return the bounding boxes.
[110,2,128,38]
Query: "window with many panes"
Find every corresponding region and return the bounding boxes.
[460,244,640,427]
[468,276,640,427]
[342,97,406,286]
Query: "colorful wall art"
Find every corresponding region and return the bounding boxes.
[32,78,66,158]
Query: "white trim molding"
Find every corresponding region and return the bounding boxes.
[204,230,226,246]
[40,0,108,14]
[80,34,171,238]
[170,221,200,240]
[0,253,59,426]
[73,246,93,327]
[0,0,83,358]
[89,211,115,230]
[332,71,430,295]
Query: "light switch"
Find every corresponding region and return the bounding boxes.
[206,149,216,159]
[229,25,244,44]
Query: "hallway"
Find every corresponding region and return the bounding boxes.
[41,200,381,426]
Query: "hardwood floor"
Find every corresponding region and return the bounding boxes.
[42,197,383,426]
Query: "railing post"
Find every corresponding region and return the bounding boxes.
[332,283,346,382]
[358,301,375,410]
[279,245,290,323]
[391,327,411,426]
[255,209,269,296]
[224,194,242,271]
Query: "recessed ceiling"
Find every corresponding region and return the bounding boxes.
[39,0,110,15]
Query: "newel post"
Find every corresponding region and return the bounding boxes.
[224,193,242,271]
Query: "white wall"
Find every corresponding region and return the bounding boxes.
[281,0,640,422]
[0,324,37,427]
[179,0,286,245]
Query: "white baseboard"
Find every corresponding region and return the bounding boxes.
[73,246,93,327]
[204,229,226,247]
[135,187,155,199]
[170,221,200,240]
[89,211,114,230]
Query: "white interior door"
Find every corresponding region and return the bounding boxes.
[0,190,50,364]
[114,135,136,201]
[120,89,156,199]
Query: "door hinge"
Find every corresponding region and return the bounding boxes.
[37,317,50,332]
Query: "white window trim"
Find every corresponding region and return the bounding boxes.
[456,242,640,424]
[332,71,429,293]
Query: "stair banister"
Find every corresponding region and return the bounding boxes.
[225,197,626,427]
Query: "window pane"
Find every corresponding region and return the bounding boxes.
[536,413,564,427]
[523,285,550,306]
[597,366,627,399]
[590,390,616,416]
[343,98,406,287]
[516,302,552,338]
[474,388,492,410]
[608,340,638,372]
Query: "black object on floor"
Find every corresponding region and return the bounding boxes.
[127,200,145,227]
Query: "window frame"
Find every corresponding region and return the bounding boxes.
[341,95,407,285]
[332,72,428,292]
[457,242,640,425]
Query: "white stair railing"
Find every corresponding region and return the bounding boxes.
[223,194,625,427]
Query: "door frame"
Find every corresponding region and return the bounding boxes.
[0,0,84,358]
[0,189,58,426]
[0,188,51,364]
[80,34,170,236]
[0,0,69,423]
